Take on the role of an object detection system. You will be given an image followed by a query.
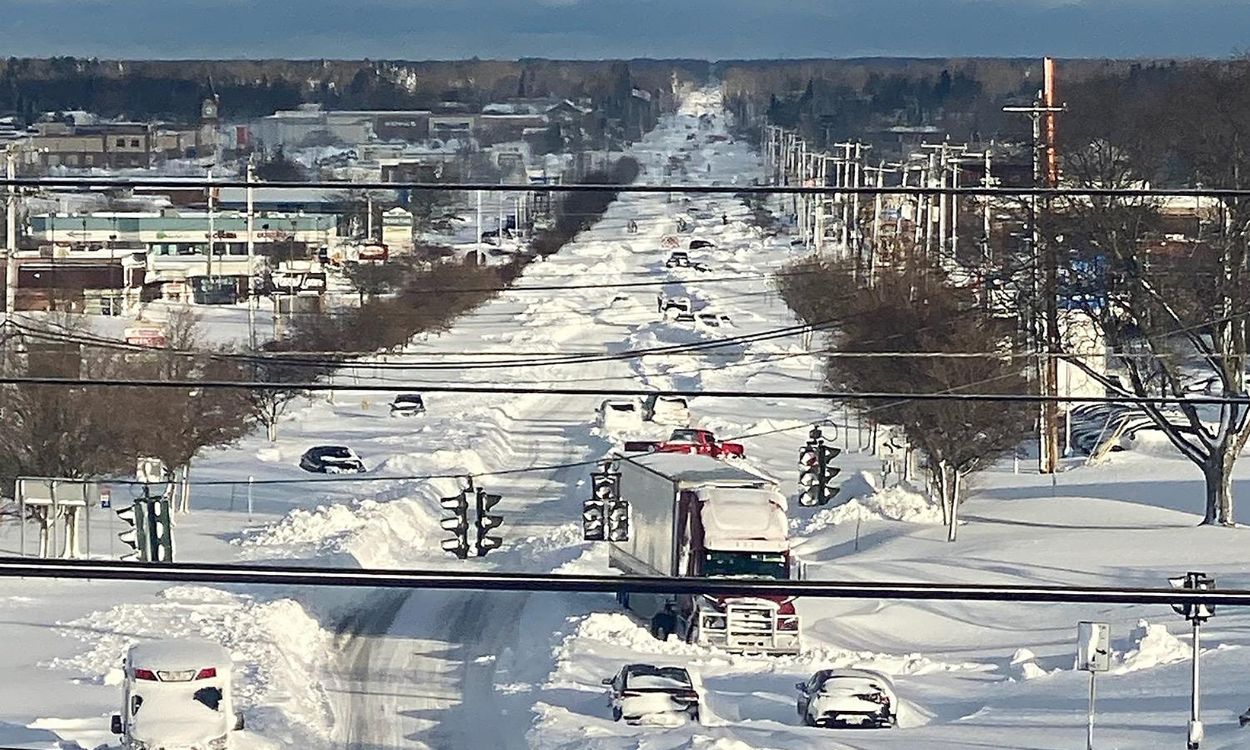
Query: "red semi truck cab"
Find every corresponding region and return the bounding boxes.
[608,452,801,655]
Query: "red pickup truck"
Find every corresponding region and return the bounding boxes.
[624,428,745,458]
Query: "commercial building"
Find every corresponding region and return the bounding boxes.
[13,210,339,311]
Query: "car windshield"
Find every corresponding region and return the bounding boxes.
[394,395,423,405]
[669,429,700,441]
[703,551,788,579]
[320,447,352,459]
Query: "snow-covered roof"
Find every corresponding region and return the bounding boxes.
[628,453,772,489]
[700,486,788,550]
[128,639,232,671]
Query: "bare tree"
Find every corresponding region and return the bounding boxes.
[1056,61,1250,525]
[779,259,1032,541]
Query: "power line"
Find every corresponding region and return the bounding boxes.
[1,557,1245,606]
[13,318,830,372]
[103,458,601,488]
[8,177,1250,199]
[2,375,1248,405]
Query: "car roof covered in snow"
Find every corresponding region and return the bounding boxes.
[625,452,774,489]
[128,640,232,671]
[815,668,895,686]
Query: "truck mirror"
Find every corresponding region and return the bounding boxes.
[602,678,614,685]
[794,682,806,692]
[110,714,123,734]
[234,711,246,731]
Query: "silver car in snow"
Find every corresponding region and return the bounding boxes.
[796,668,897,728]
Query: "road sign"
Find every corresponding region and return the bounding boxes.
[99,488,111,509]
[1076,621,1110,672]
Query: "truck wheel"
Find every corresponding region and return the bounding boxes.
[650,613,674,642]
[612,706,623,722]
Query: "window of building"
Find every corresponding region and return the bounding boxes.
[66,155,78,166]
[84,154,94,166]
[130,138,141,148]
[116,138,126,148]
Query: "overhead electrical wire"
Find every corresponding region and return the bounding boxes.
[7,176,1250,199]
[0,557,1245,607]
[1,375,1246,406]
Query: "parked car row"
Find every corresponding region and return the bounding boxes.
[603,663,899,729]
[597,395,691,433]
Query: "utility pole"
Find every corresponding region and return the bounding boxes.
[246,160,257,353]
[1004,85,1066,475]
[475,189,484,264]
[923,150,936,261]
[983,147,994,261]
[6,144,18,321]
[205,166,215,281]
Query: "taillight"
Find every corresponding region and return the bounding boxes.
[195,667,217,680]
[675,689,699,702]
[133,668,158,681]
[856,692,888,705]
[778,618,799,631]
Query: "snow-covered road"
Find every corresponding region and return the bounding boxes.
[14,85,1250,750]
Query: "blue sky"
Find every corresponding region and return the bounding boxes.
[2,0,1248,59]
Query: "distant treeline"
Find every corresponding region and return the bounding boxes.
[716,57,1234,151]
[0,57,712,122]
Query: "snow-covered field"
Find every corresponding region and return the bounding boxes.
[4,87,1250,750]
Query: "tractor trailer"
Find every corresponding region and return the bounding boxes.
[609,452,801,655]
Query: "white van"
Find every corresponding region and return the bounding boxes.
[111,640,244,750]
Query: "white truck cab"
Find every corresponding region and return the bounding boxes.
[111,640,243,750]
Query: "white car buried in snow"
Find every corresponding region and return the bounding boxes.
[604,663,701,725]
[112,640,245,750]
[795,668,898,729]
[643,395,690,426]
[598,398,644,433]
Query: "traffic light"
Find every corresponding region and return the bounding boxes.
[116,500,150,561]
[797,426,841,507]
[474,489,504,557]
[797,441,820,507]
[601,471,628,542]
[1169,571,1215,623]
[440,490,470,560]
[818,444,843,503]
[582,498,605,541]
[586,462,622,542]
[146,491,175,563]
